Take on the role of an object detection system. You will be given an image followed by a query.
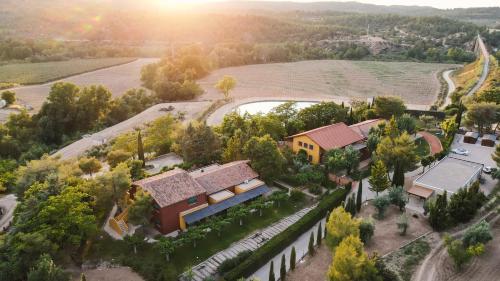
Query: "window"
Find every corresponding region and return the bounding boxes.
[303,142,308,148]
[308,155,313,162]
[298,141,303,146]
[187,196,198,205]
[309,144,314,150]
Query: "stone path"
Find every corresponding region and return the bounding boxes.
[180,204,317,281]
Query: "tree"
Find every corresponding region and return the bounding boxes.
[1,91,15,105]
[207,216,230,237]
[75,85,112,131]
[440,118,458,139]
[155,237,175,262]
[492,143,500,168]
[324,148,347,176]
[428,191,449,231]
[290,246,296,270]
[388,186,407,211]
[421,156,430,173]
[269,101,304,136]
[327,235,379,281]
[462,220,492,247]
[280,254,286,281]
[108,163,132,207]
[308,231,315,256]
[124,233,145,254]
[397,113,416,135]
[444,235,484,271]
[448,184,485,224]
[368,161,390,196]
[137,131,145,167]
[297,102,347,130]
[78,157,102,176]
[243,134,285,182]
[419,115,436,130]
[397,213,409,235]
[359,218,375,244]
[356,180,363,212]
[270,191,288,208]
[343,145,360,175]
[107,149,132,168]
[250,197,271,217]
[222,129,246,162]
[215,75,237,100]
[317,222,323,246]
[144,114,179,155]
[228,205,250,226]
[268,261,275,281]
[128,192,153,226]
[80,273,86,281]
[373,195,390,219]
[178,122,221,166]
[27,254,69,281]
[466,102,499,134]
[373,96,406,119]
[326,206,360,248]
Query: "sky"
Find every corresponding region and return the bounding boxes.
[158,0,500,9]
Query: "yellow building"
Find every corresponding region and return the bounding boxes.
[288,122,366,164]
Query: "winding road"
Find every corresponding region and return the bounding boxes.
[467,35,490,97]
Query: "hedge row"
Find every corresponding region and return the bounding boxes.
[404,109,446,120]
[222,188,348,281]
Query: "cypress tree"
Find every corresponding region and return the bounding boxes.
[280,254,286,281]
[269,261,275,281]
[317,222,322,246]
[356,180,363,212]
[392,164,405,187]
[308,232,315,256]
[81,274,87,281]
[137,131,145,167]
[290,246,296,270]
[350,194,356,216]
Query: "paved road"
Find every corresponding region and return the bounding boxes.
[180,204,317,281]
[0,194,18,232]
[54,101,211,160]
[467,35,490,97]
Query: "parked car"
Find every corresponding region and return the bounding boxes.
[451,148,469,155]
[483,166,493,174]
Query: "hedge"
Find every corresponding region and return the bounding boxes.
[222,188,348,281]
[404,109,446,120]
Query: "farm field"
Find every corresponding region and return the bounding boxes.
[198,60,457,106]
[9,58,158,112]
[0,57,137,84]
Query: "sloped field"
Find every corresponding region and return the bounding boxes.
[198,60,457,105]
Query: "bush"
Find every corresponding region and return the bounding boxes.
[373,195,390,219]
[308,184,323,195]
[359,219,375,243]
[223,188,348,280]
[218,250,252,274]
[290,189,305,202]
[462,220,492,247]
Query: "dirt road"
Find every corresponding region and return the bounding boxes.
[0,194,18,232]
[54,101,210,160]
[467,35,490,97]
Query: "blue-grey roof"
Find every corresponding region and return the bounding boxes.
[184,185,270,225]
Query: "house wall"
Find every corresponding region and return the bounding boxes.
[291,135,321,164]
[155,193,207,234]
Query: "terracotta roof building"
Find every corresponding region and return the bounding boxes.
[349,119,383,139]
[131,160,267,234]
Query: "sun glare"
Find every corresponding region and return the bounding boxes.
[155,0,216,9]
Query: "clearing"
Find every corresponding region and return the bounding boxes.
[0,57,136,85]
[198,60,457,106]
[8,58,158,112]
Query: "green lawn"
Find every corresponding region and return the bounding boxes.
[415,137,430,158]
[0,57,136,84]
[86,200,308,281]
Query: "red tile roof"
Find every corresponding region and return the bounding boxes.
[191,160,258,195]
[290,122,364,150]
[349,119,383,138]
[133,168,206,208]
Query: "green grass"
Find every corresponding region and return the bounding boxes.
[0,57,136,84]
[415,137,430,158]
[86,200,307,281]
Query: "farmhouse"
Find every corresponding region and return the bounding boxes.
[132,160,268,234]
[288,119,381,164]
[409,156,483,200]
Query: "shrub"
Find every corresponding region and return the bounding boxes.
[397,213,409,236]
[218,250,252,274]
[373,195,390,219]
[388,186,408,211]
[223,189,348,280]
[308,184,323,195]
[290,189,305,202]
[359,218,375,243]
[462,220,492,247]
[290,247,296,270]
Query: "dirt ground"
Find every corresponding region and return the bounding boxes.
[418,219,500,281]
[287,203,432,281]
[287,243,332,281]
[73,267,144,281]
[360,204,432,256]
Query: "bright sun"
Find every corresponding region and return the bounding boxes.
[156,0,216,8]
